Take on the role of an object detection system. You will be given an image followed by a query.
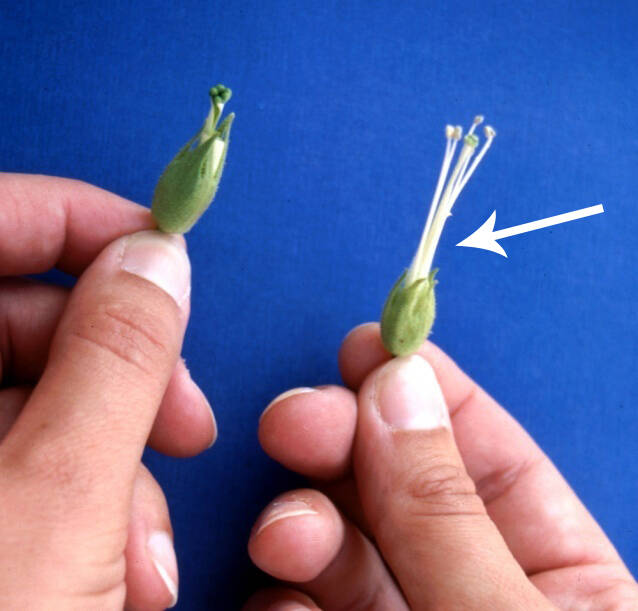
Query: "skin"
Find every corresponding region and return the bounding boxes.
[0,173,216,609]
[1,173,636,609]
[246,324,638,609]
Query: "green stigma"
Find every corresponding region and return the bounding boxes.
[210,84,232,106]
[464,133,479,148]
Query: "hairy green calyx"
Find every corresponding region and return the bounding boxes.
[151,84,234,233]
[381,270,437,356]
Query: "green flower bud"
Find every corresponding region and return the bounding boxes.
[151,84,234,233]
[380,115,496,356]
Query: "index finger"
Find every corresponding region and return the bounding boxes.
[0,173,154,276]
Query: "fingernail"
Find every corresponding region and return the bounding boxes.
[342,321,377,343]
[254,500,318,537]
[375,354,450,431]
[260,387,316,421]
[179,359,217,448]
[199,388,218,448]
[120,231,191,308]
[190,379,217,448]
[147,531,178,608]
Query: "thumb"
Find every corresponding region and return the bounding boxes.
[4,230,190,511]
[353,354,549,610]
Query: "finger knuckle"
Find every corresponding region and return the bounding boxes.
[399,461,485,517]
[68,300,172,377]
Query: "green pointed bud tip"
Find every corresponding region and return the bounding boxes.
[464,133,479,148]
[380,270,438,356]
[151,85,234,234]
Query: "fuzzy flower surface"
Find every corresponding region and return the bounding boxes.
[381,116,496,356]
[151,84,234,234]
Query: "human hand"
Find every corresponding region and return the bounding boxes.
[245,323,637,609]
[0,174,216,610]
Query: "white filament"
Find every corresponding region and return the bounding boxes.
[406,116,495,284]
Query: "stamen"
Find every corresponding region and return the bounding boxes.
[467,115,484,136]
[407,116,495,282]
[414,136,474,277]
[407,125,457,284]
[426,127,456,224]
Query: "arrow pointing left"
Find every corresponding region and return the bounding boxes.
[456,204,605,257]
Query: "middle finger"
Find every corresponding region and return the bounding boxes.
[249,489,408,610]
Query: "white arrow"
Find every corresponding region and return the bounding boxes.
[456,204,605,257]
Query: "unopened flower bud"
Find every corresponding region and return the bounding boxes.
[152,85,234,233]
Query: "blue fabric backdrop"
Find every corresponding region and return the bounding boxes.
[2,1,637,608]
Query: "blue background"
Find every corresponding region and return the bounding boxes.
[2,0,637,608]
